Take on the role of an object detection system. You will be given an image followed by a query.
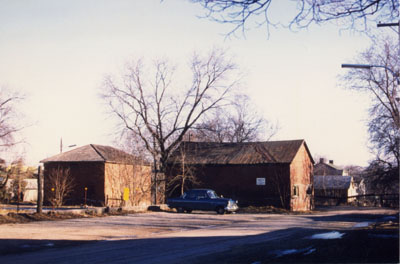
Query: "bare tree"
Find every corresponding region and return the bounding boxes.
[0,88,24,148]
[167,144,200,196]
[46,167,75,207]
[269,169,290,209]
[116,131,152,163]
[8,158,27,202]
[192,95,279,142]
[102,48,240,188]
[191,0,399,36]
[0,158,8,189]
[341,36,399,192]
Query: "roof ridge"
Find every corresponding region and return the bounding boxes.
[90,144,106,161]
[182,139,305,145]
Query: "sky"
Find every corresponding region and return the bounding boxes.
[0,0,384,167]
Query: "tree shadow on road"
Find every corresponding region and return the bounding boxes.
[0,224,398,264]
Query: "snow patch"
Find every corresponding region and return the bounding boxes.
[304,248,316,255]
[309,231,344,239]
[275,249,299,257]
[272,247,315,258]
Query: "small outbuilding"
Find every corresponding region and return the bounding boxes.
[166,139,314,211]
[314,158,347,176]
[41,144,151,208]
[314,175,358,205]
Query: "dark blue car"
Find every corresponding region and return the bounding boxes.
[166,189,238,214]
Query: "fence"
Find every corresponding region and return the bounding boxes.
[315,193,399,207]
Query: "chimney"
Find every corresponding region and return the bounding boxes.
[319,158,325,164]
[329,160,334,165]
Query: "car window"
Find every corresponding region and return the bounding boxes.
[185,191,197,199]
[207,190,218,199]
[196,190,207,199]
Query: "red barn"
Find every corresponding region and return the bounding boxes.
[166,140,314,211]
[41,144,151,209]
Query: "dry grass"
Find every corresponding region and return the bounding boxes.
[238,205,314,214]
[0,209,137,225]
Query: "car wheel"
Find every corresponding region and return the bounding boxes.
[185,209,192,213]
[216,207,225,215]
[177,207,184,213]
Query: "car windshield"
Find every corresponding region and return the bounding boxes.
[207,190,218,199]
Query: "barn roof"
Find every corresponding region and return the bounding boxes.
[40,144,137,164]
[168,139,313,165]
[314,175,352,190]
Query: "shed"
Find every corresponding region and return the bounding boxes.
[40,144,151,208]
[314,175,357,204]
[314,158,347,176]
[166,139,314,211]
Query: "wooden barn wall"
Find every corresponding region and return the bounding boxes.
[289,143,314,211]
[43,162,105,206]
[166,163,291,208]
[104,163,152,208]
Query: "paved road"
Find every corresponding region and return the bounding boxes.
[0,207,397,264]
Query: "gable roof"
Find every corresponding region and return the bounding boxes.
[314,175,352,190]
[168,139,313,165]
[40,144,137,164]
[315,162,344,171]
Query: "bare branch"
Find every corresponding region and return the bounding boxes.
[101,48,240,179]
[191,0,399,36]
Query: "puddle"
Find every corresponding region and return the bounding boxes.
[369,234,399,239]
[382,216,397,221]
[309,231,344,239]
[353,222,371,228]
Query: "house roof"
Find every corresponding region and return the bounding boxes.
[314,175,352,190]
[40,144,137,164]
[168,139,313,165]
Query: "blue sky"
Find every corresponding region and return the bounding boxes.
[0,0,380,166]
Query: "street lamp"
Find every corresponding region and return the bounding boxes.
[341,64,400,84]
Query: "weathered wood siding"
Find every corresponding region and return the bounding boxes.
[104,163,151,208]
[289,143,314,211]
[43,162,105,206]
[167,163,291,208]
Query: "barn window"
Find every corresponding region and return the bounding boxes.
[293,185,299,197]
[306,184,312,195]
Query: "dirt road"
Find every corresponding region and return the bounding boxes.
[0,207,397,263]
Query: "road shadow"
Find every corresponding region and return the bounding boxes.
[0,225,398,264]
[306,213,399,223]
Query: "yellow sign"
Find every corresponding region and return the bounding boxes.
[123,188,129,201]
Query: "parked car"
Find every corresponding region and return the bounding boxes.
[167,189,239,214]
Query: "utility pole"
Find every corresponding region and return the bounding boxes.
[36,165,43,213]
[377,20,400,59]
